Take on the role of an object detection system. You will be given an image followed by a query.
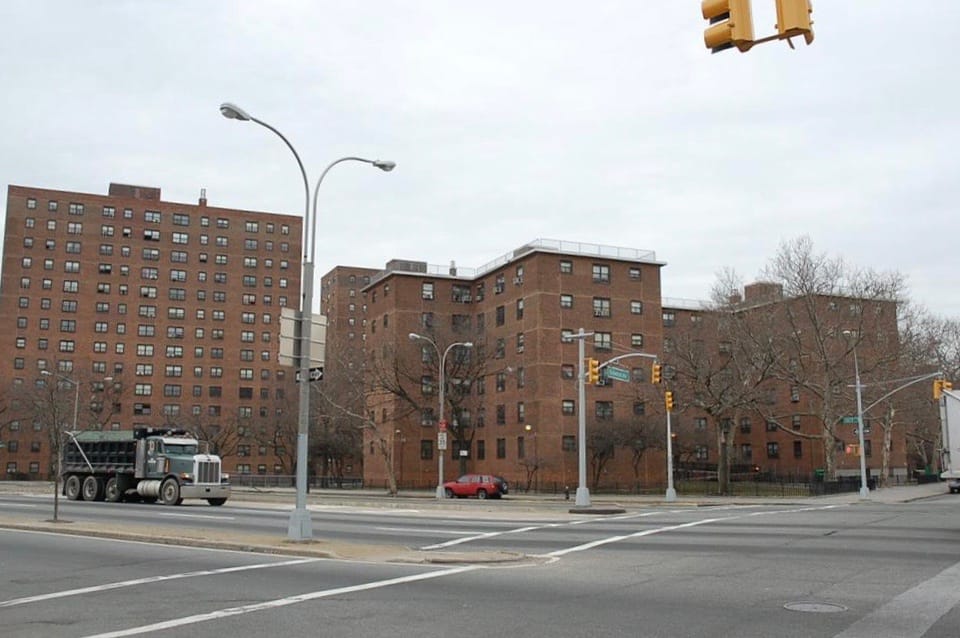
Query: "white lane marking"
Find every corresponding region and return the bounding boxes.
[81,565,476,638]
[547,505,847,557]
[0,503,40,509]
[153,512,236,521]
[0,558,320,608]
[421,525,541,550]
[377,527,486,535]
[832,559,960,638]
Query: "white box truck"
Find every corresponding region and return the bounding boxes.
[940,388,960,494]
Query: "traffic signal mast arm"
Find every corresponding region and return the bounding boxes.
[598,352,659,370]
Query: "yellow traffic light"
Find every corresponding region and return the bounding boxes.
[665,391,675,412]
[936,379,954,399]
[651,363,662,385]
[587,358,600,385]
[775,0,814,45]
[701,0,754,54]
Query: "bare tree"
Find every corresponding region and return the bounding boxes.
[665,297,773,494]
[724,236,906,480]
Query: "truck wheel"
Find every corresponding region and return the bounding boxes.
[64,475,82,501]
[207,498,227,506]
[104,477,123,503]
[160,478,183,506]
[82,476,105,501]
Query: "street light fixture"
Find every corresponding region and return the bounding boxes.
[220,101,394,540]
[842,331,870,499]
[408,332,473,499]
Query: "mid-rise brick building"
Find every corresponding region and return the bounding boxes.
[328,240,911,492]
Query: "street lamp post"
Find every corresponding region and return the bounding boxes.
[220,102,394,540]
[842,332,870,499]
[409,333,473,499]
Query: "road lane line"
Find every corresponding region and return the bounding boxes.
[421,525,541,550]
[153,512,236,520]
[0,558,319,608]
[81,565,477,638]
[547,505,847,557]
[832,559,960,638]
[377,526,487,535]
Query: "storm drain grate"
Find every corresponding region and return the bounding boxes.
[784,602,848,613]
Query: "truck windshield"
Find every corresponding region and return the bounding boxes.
[163,443,198,455]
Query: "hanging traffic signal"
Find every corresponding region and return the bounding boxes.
[701,0,754,54]
[665,391,675,412]
[775,0,814,45]
[651,363,662,385]
[587,358,600,384]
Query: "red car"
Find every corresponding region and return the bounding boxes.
[443,474,508,499]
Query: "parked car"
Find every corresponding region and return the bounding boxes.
[443,474,507,499]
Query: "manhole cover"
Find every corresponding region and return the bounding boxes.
[784,602,848,613]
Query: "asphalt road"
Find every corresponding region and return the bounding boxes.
[1,490,959,637]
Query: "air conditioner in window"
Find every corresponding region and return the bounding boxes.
[513,277,523,285]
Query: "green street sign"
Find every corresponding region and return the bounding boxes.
[604,365,631,382]
[841,416,859,424]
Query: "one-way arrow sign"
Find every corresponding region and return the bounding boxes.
[295,367,324,383]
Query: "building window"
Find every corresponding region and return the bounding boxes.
[695,445,708,461]
[516,298,524,320]
[496,404,506,425]
[739,417,751,433]
[421,282,435,300]
[496,305,505,326]
[562,399,575,415]
[560,294,573,309]
[595,401,613,420]
[560,260,573,274]
[630,300,644,315]
[592,297,611,318]
[516,333,525,354]
[421,376,434,395]
[633,401,646,416]
[592,264,610,283]
[561,364,575,379]
[496,438,506,459]
[662,311,676,327]
[741,444,752,460]
[562,435,576,452]
[420,440,433,460]
[631,334,644,348]
[793,441,803,458]
[593,332,612,351]
[767,442,780,458]
[628,267,641,280]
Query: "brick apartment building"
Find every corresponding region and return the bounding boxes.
[331,240,911,492]
[0,182,914,489]
[0,183,304,478]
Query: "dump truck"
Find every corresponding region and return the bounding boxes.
[941,388,960,494]
[62,427,230,506]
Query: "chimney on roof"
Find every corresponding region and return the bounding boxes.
[199,188,207,206]
[449,260,457,276]
[743,282,784,303]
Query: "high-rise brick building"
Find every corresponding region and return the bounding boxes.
[0,183,303,478]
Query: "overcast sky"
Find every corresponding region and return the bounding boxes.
[2,1,957,317]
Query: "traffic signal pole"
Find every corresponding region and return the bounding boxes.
[576,328,592,507]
